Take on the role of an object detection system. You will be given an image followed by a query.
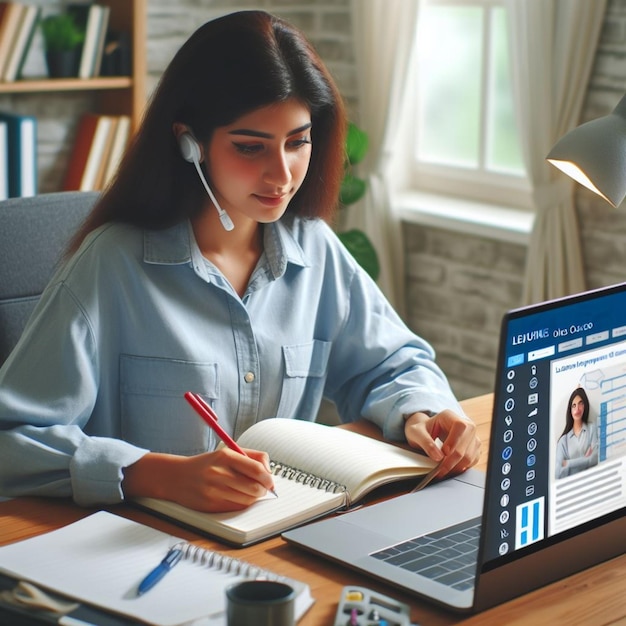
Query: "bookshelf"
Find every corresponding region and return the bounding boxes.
[6,0,146,129]
[0,0,146,171]
[4,0,147,130]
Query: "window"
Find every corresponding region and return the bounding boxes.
[411,0,530,208]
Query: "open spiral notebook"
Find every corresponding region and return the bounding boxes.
[0,511,313,625]
[134,418,437,546]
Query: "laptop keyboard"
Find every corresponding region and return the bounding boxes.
[371,517,481,591]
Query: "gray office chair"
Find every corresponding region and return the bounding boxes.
[0,191,99,366]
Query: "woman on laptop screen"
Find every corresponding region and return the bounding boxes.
[0,11,480,513]
[555,387,598,479]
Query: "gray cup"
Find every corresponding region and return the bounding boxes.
[226,580,296,626]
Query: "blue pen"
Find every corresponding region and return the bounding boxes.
[137,546,183,596]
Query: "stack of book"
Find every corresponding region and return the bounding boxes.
[0,109,37,199]
[63,113,131,191]
[0,2,41,82]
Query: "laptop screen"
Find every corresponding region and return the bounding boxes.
[482,282,626,570]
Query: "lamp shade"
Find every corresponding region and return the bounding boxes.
[547,93,626,208]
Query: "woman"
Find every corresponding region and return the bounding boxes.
[0,11,480,512]
[555,387,598,479]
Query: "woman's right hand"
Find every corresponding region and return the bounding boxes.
[122,447,276,512]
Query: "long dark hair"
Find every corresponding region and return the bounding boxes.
[68,10,346,254]
[561,387,590,437]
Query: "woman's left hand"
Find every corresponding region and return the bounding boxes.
[404,410,481,478]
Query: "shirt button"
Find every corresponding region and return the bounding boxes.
[244,372,255,383]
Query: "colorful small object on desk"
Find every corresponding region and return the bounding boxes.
[349,607,360,625]
[333,585,413,626]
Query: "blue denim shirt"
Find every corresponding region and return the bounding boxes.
[0,216,462,505]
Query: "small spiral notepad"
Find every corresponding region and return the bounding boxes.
[135,418,436,546]
[174,541,287,580]
[0,511,313,626]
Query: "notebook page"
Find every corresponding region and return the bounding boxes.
[238,418,436,501]
[0,511,308,626]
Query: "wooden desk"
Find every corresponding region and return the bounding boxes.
[1,394,625,626]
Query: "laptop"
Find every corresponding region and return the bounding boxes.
[283,282,626,613]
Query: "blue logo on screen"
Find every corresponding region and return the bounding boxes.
[515,497,544,549]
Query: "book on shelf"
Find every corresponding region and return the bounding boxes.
[0,2,9,26]
[134,418,436,546]
[0,2,26,80]
[101,29,131,76]
[102,114,130,186]
[63,113,102,191]
[91,114,117,189]
[0,511,314,626]
[91,4,109,77]
[0,110,36,197]
[2,3,39,82]
[68,3,110,79]
[64,113,127,191]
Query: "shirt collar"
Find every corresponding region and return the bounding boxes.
[263,216,310,278]
[143,221,191,265]
[567,424,589,438]
[143,218,310,278]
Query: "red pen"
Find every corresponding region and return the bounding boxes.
[184,391,278,497]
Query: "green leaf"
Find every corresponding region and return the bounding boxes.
[339,173,367,205]
[345,122,369,165]
[337,229,380,281]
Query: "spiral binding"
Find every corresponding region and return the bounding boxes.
[175,542,284,581]
[269,460,347,495]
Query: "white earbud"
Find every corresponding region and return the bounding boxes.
[178,132,234,231]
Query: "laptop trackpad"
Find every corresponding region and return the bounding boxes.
[284,471,485,553]
[339,473,484,543]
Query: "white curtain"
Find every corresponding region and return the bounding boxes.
[505,0,606,304]
[347,0,420,316]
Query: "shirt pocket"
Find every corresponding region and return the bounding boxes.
[120,354,219,454]
[276,340,331,419]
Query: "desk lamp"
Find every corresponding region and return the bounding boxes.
[546,93,626,208]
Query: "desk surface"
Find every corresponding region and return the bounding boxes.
[1,393,625,626]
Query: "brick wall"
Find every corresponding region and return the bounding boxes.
[578,0,626,290]
[144,0,357,114]
[402,223,525,401]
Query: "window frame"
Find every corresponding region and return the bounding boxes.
[405,0,533,211]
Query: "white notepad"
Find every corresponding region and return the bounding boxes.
[0,511,313,626]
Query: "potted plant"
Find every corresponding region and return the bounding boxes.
[40,13,84,78]
[337,122,380,281]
